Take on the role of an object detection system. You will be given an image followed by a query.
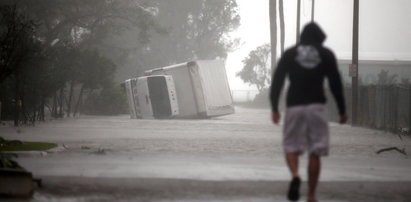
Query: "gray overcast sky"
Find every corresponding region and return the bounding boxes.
[226,0,411,90]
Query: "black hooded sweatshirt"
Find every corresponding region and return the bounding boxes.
[270,22,346,115]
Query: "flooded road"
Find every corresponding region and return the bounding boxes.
[1,107,411,201]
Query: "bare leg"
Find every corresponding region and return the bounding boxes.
[286,152,300,178]
[286,152,301,201]
[307,154,320,202]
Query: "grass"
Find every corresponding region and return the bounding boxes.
[81,146,91,150]
[0,141,57,151]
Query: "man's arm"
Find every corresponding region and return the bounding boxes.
[270,56,287,123]
[326,51,347,123]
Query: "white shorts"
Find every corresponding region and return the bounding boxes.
[283,104,329,156]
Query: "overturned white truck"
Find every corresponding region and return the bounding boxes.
[124,60,234,119]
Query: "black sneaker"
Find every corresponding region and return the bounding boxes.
[287,177,301,201]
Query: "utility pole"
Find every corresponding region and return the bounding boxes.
[296,0,301,42]
[311,0,315,22]
[351,0,359,125]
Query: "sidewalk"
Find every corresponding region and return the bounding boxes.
[27,177,411,202]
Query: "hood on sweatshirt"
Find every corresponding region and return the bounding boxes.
[300,22,326,45]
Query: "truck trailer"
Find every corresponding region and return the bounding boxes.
[125,60,234,119]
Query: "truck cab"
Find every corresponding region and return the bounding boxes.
[125,75,179,119]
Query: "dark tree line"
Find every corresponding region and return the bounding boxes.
[111,0,240,80]
[0,0,240,126]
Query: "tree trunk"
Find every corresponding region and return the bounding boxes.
[66,81,74,117]
[40,96,45,121]
[73,85,84,117]
[311,0,315,22]
[409,84,411,131]
[296,0,301,43]
[59,88,64,117]
[269,0,278,72]
[279,0,285,54]
[13,74,20,127]
[52,92,57,118]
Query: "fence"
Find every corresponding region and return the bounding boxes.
[231,90,259,103]
[326,85,411,133]
[232,86,411,134]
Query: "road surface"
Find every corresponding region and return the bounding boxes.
[1,107,411,201]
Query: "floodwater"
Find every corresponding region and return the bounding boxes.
[1,107,411,201]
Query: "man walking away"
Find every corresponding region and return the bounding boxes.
[270,22,347,202]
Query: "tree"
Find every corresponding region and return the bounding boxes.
[130,0,240,72]
[1,0,241,122]
[0,1,150,122]
[72,50,116,116]
[279,0,285,54]
[13,0,159,82]
[400,78,409,88]
[296,0,301,42]
[269,0,277,72]
[16,0,157,48]
[377,70,398,86]
[237,44,271,92]
[16,0,157,117]
[0,4,36,83]
[185,0,240,59]
[0,4,40,126]
[82,82,128,116]
[311,0,315,22]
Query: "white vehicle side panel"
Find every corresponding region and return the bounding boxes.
[143,60,234,118]
[136,77,154,119]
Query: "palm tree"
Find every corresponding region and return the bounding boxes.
[269,0,277,72]
[296,0,301,42]
[311,0,315,22]
[279,0,285,54]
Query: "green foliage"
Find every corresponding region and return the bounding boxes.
[0,1,131,121]
[82,82,128,115]
[127,0,241,73]
[16,0,157,47]
[0,75,16,120]
[61,49,116,91]
[9,0,160,85]
[79,50,116,90]
[0,1,241,123]
[0,137,57,153]
[0,153,22,169]
[0,142,57,152]
[0,4,36,83]
[237,44,272,92]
